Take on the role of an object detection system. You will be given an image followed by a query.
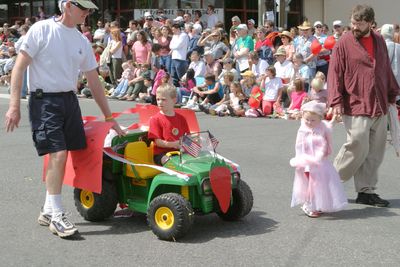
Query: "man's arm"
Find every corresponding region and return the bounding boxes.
[5,51,31,132]
[327,43,346,115]
[85,69,125,135]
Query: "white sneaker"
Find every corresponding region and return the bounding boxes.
[49,213,78,238]
[182,101,195,109]
[191,104,201,112]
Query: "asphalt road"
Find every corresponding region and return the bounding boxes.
[1,87,400,266]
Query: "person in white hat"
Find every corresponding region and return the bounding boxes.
[332,20,344,41]
[233,24,254,72]
[296,21,318,78]
[247,19,256,37]
[313,21,329,77]
[5,0,124,238]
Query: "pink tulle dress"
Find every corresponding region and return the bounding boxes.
[290,120,348,212]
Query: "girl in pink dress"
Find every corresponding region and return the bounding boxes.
[290,101,348,217]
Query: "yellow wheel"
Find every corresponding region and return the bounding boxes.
[154,207,175,230]
[80,190,95,209]
[148,193,194,241]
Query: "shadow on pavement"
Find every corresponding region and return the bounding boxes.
[74,210,278,243]
[322,199,400,220]
[180,210,278,243]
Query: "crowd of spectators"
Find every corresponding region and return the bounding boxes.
[2,5,400,117]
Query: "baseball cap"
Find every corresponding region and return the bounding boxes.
[248,19,255,25]
[333,20,343,27]
[174,16,184,22]
[72,0,98,9]
[144,11,152,18]
[237,24,248,31]
[313,21,323,27]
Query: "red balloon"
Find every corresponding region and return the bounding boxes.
[311,39,322,55]
[324,35,336,50]
[248,86,263,109]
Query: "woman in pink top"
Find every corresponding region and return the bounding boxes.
[157,26,172,73]
[131,30,152,64]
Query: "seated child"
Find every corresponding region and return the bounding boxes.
[217,57,240,83]
[137,77,153,103]
[151,65,168,105]
[177,68,196,104]
[122,63,151,101]
[192,73,223,110]
[148,84,190,165]
[225,81,246,117]
[261,66,284,116]
[287,79,308,119]
[306,78,327,103]
[109,60,135,99]
[201,72,235,115]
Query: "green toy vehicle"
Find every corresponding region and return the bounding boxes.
[74,125,253,241]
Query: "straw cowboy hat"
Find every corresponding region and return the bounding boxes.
[298,21,312,30]
[279,30,293,41]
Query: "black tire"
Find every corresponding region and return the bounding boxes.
[147,193,194,241]
[74,171,118,222]
[217,180,253,221]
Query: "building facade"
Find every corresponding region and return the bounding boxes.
[1,1,399,31]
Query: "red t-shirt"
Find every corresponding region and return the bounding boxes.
[148,112,190,155]
[359,34,375,59]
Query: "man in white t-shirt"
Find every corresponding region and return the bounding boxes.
[170,23,189,87]
[5,0,124,239]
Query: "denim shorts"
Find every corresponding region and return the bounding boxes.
[28,91,86,156]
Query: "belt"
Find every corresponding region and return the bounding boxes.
[30,90,74,96]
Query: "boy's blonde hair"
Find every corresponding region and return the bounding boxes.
[223,72,235,82]
[156,84,177,98]
[311,78,324,90]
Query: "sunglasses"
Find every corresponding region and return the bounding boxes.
[70,1,94,14]
[315,25,322,28]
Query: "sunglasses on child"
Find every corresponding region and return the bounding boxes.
[70,1,94,14]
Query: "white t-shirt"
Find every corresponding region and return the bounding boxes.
[263,77,283,101]
[188,60,206,77]
[170,32,189,61]
[21,18,97,93]
[274,60,293,81]
[251,59,269,78]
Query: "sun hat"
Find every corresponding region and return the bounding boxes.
[274,47,287,56]
[298,21,312,30]
[279,30,292,40]
[301,100,326,117]
[174,16,184,22]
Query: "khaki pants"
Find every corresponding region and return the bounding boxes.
[334,115,387,193]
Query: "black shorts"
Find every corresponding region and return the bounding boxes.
[28,91,86,156]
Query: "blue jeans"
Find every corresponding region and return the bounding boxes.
[160,55,172,74]
[171,59,188,87]
[176,88,191,104]
[112,79,129,97]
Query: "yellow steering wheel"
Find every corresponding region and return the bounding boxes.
[166,151,181,157]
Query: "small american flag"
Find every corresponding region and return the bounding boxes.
[209,132,219,150]
[182,135,201,157]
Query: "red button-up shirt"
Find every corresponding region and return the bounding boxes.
[327,31,400,117]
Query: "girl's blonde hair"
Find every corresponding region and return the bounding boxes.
[315,71,326,82]
[311,78,324,90]
[231,81,244,97]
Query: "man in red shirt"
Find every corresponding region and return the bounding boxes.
[328,5,400,207]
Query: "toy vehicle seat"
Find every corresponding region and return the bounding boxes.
[124,141,161,179]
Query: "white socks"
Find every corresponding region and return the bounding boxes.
[43,191,52,215]
[48,194,64,219]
